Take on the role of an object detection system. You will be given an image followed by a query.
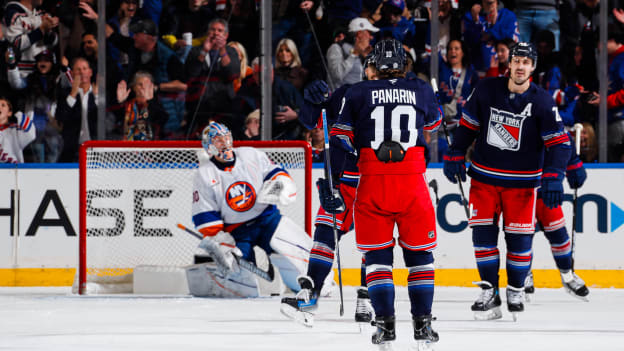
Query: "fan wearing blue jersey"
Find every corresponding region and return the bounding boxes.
[329,39,441,349]
[443,42,571,321]
[191,122,313,296]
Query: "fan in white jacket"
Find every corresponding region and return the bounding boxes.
[0,98,36,163]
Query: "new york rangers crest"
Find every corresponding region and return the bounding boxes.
[486,107,529,151]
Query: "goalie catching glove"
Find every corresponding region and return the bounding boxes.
[258,173,297,206]
[198,232,243,273]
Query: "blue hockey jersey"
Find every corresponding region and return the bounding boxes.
[452,77,570,188]
[299,83,360,187]
[331,78,441,174]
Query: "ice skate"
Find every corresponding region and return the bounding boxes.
[471,281,502,320]
[355,287,374,332]
[279,276,318,327]
[561,270,589,301]
[371,315,396,350]
[506,285,525,322]
[410,314,438,351]
[524,271,535,302]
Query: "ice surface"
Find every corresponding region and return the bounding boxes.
[0,286,622,351]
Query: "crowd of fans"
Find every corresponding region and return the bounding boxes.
[0,0,623,164]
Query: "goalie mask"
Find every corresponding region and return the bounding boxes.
[202,122,234,162]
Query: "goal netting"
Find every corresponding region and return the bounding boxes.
[76,140,311,294]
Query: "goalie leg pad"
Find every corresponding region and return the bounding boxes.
[186,262,260,298]
[269,216,313,292]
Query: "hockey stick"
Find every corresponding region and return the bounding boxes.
[176,223,275,282]
[431,78,470,220]
[321,108,345,317]
[429,179,440,205]
[570,123,584,271]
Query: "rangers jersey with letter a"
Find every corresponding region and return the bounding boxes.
[331,77,441,174]
[191,147,290,234]
[454,77,569,188]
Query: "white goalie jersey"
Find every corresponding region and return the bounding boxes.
[191,147,296,234]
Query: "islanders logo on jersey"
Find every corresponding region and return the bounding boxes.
[225,181,256,212]
[486,106,530,151]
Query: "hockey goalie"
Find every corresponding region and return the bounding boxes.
[187,122,332,297]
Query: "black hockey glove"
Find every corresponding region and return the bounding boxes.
[442,150,466,184]
[541,176,564,209]
[566,165,587,189]
[316,178,344,214]
[304,80,330,105]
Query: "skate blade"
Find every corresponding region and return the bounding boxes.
[473,306,502,321]
[359,322,374,334]
[373,341,394,351]
[511,312,519,322]
[280,304,314,327]
[409,340,435,351]
[564,287,589,302]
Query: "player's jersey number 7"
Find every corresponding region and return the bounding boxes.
[370,105,418,150]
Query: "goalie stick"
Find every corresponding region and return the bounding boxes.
[176,223,275,282]
[321,108,345,317]
[431,78,470,220]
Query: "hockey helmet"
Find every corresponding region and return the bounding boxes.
[373,38,406,72]
[201,122,234,161]
[509,42,537,69]
[362,52,377,80]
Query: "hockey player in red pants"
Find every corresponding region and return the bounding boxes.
[329,39,441,350]
[443,42,571,321]
[525,141,589,301]
[280,61,378,327]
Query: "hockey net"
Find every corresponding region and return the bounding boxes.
[76,140,311,294]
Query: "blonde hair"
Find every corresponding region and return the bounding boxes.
[581,122,598,162]
[275,38,302,69]
[228,41,249,79]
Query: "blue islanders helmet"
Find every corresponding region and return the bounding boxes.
[373,38,406,72]
[201,122,234,161]
[509,42,537,69]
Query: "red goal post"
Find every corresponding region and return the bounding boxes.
[78,140,312,295]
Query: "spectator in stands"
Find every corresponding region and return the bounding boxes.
[324,0,362,39]
[116,71,168,141]
[107,18,188,138]
[183,18,240,138]
[462,0,519,75]
[57,0,97,61]
[272,0,319,69]
[515,0,561,51]
[436,39,479,159]
[0,96,35,163]
[7,49,63,162]
[485,37,514,77]
[160,0,215,63]
[564,0,600,91]
[591,24,624,162]
[579,121,598,163]
[420,0,463,59]
[3,0,59,79]
[223,0,259,61]
[239,108,260,140]
[326,17,378,91]
[307,126,324,162]
[275,38,308,92]
[233,57,304,140]
[374,0,417,50]
[55,57,98,162]
[107,0,140,80]
[533,30,562,93]
[228,41,252,93]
